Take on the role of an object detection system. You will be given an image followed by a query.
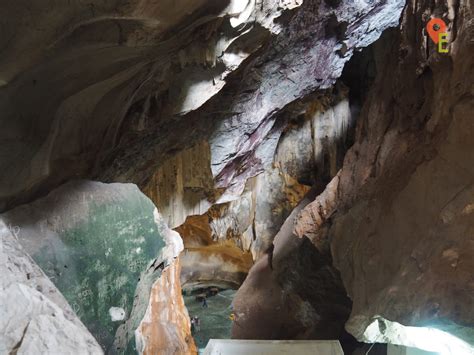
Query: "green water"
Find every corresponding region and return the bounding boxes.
[184,289,236,351]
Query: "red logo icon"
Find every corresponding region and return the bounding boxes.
[426,18,449,53]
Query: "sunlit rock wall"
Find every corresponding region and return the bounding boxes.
[173,88,355,290]
[230,93,357,346]
[158,86,359,350]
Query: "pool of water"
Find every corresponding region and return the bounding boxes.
[183,289,236,350]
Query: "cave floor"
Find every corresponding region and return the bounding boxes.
[184,289,236,351]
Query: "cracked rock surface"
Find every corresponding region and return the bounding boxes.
[0,221,103,354]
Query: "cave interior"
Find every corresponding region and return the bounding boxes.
[0,0,473,355]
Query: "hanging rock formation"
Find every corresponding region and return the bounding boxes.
[171,86,355,291]
[0,0,404,214]
[0,0,301,212]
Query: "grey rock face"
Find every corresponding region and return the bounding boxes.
[203,0,405,202]
[0,0,299,211]
[0,0,405,214]
[1,180,170,352]
[0,221,103,355]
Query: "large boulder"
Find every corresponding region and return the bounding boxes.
[0,221,103,354]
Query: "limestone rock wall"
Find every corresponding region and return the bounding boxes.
[0,0,405,216]
[0,3,411,350]
[294,0,474,350]
[173,88,355,290]
[229,95,357,347]
[231,186,356,349]
[1,180,195,353]
[0,221,103,354]
[0,0,301,212]
[2,0,472,353]
[136,257,197,355]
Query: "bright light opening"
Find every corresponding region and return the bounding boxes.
[363,318,474,355]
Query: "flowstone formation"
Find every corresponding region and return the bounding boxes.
[171,84,355,292]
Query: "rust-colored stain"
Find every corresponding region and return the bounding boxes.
[138,258,197,355]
